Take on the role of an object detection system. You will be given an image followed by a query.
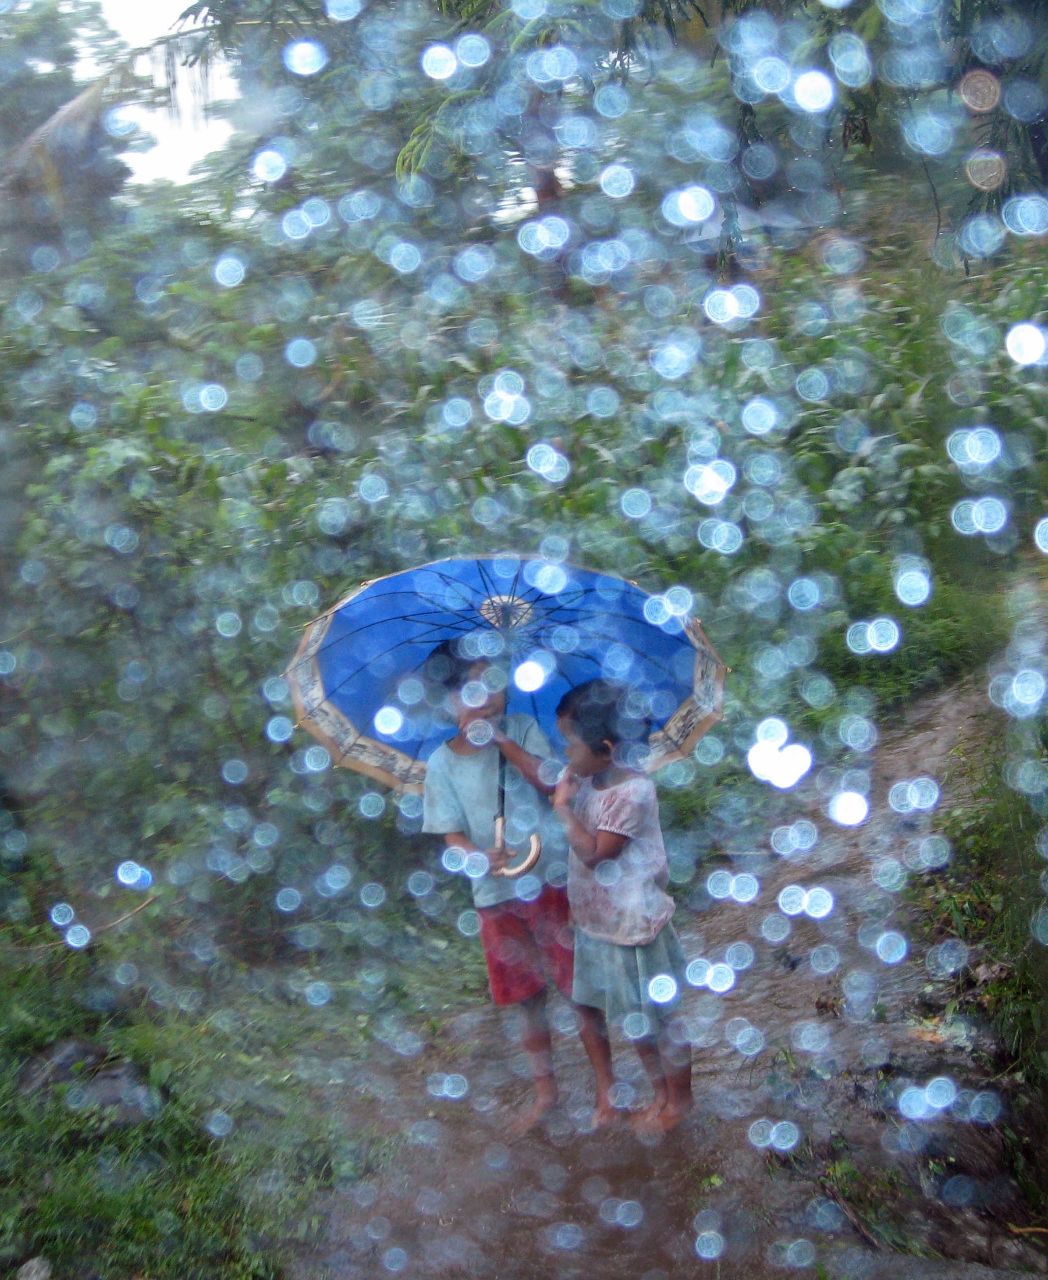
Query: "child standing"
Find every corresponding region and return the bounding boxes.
[553,679,693,1133]
[422,641,612,1134]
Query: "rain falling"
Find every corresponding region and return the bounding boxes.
[0,0,1046,1277]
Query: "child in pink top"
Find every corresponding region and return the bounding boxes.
[553,679,692,1134]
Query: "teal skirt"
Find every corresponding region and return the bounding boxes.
[572,923,686,1034]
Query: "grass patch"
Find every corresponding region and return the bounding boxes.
[0,935,284,1278]
[0,914,483,1277]
[0,1072,280,1280]
[911,738,1048,1092]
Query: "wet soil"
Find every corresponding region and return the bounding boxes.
[285,669,1048,1280]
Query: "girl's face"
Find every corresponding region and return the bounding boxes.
[558,718,612,777]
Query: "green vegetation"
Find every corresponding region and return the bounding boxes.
[913,729,1048,1092]
[0,922,478,1276]
[1,0,1046,1273]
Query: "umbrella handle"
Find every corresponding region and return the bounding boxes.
[491,827,542,879]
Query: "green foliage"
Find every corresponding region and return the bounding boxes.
[912,731,1048,1091]
[0,1076,281,1280]
[0,943,281,1278]
[817,574,1009,712]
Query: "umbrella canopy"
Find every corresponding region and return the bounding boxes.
[286,556,727,793]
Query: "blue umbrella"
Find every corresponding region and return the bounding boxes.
[286,556,726,794]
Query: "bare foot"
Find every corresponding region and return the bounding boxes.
[591,1102,620,1130]
[629,1099,667,1135]
[633,1098,693,1135]
[507,1090,557,1139]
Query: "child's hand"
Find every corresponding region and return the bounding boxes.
[486,844,510,872]
[553,770,580,811]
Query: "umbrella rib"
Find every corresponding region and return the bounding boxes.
[301,619,481,699]
[288,607,483,670]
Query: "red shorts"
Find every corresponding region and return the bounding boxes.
[477,885,574,1007]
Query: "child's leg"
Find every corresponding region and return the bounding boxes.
[633,1034,669,1118]
[658,1018,693,1121]
[633,1020,692,1133]
[575,1003,617,1126]
[511,989,558,1135]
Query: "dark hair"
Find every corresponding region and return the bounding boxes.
[556,679,649,754]
[423,639,481,692]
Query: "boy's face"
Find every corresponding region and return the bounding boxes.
[452,660,507,725]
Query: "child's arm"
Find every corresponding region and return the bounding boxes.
[492,732,554,795]
[552,776,629,869]
[442,832,510,872]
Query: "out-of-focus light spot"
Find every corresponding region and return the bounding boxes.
[742,397,779,435]
[200,383,228,411]
[965,149,1006,191]
[811,944,840,974]
[959,68,1001,112]
[925,1076,957,1109]
[695,1230,725,1259]
[778,885,806,916]
[513,660,547,692]
[762,913,791,942]
[829,32,870,85]
[421,43,458,79]
[360,475,389,503]
[748,722,812,790]
[621,488,652,519]
[899,1086,930,1120]
[707,963,735,993]
[327,0,363,18]
[206,1110,234,1137]
[285,337,317,368]
[51,902,75,927]
[213,255,245,287]
[730,874,759,904]
[374,706,404,736]
[685,459,736,505]
[875,931,907,964]
[1002,194,1048,236]
[1035,519,1048,555]
[959,213,1006,258]
[283,40,328,76]
[661,185,715,227]
[360,792,385,819]
[648,974,678,1003]
[829,791,868,826]
[361,882,387,907]
[804,887,833,918]
[253,147,288,182]
[753,56,791,95]
[456,34,490,66]
[600,164,634,198]
[222,759,248,785]
[793,70,834,112]
[518,215,571,257]
[847,617,900,654]
[1006,323,1046,366]
[894,568,930,606]
[770,1121,800,1150]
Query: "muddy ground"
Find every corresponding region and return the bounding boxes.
[283,664,1048,1280]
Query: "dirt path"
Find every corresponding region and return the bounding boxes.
[285,666,1047,1280]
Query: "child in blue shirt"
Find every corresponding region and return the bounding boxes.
[422,641,614,1134]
